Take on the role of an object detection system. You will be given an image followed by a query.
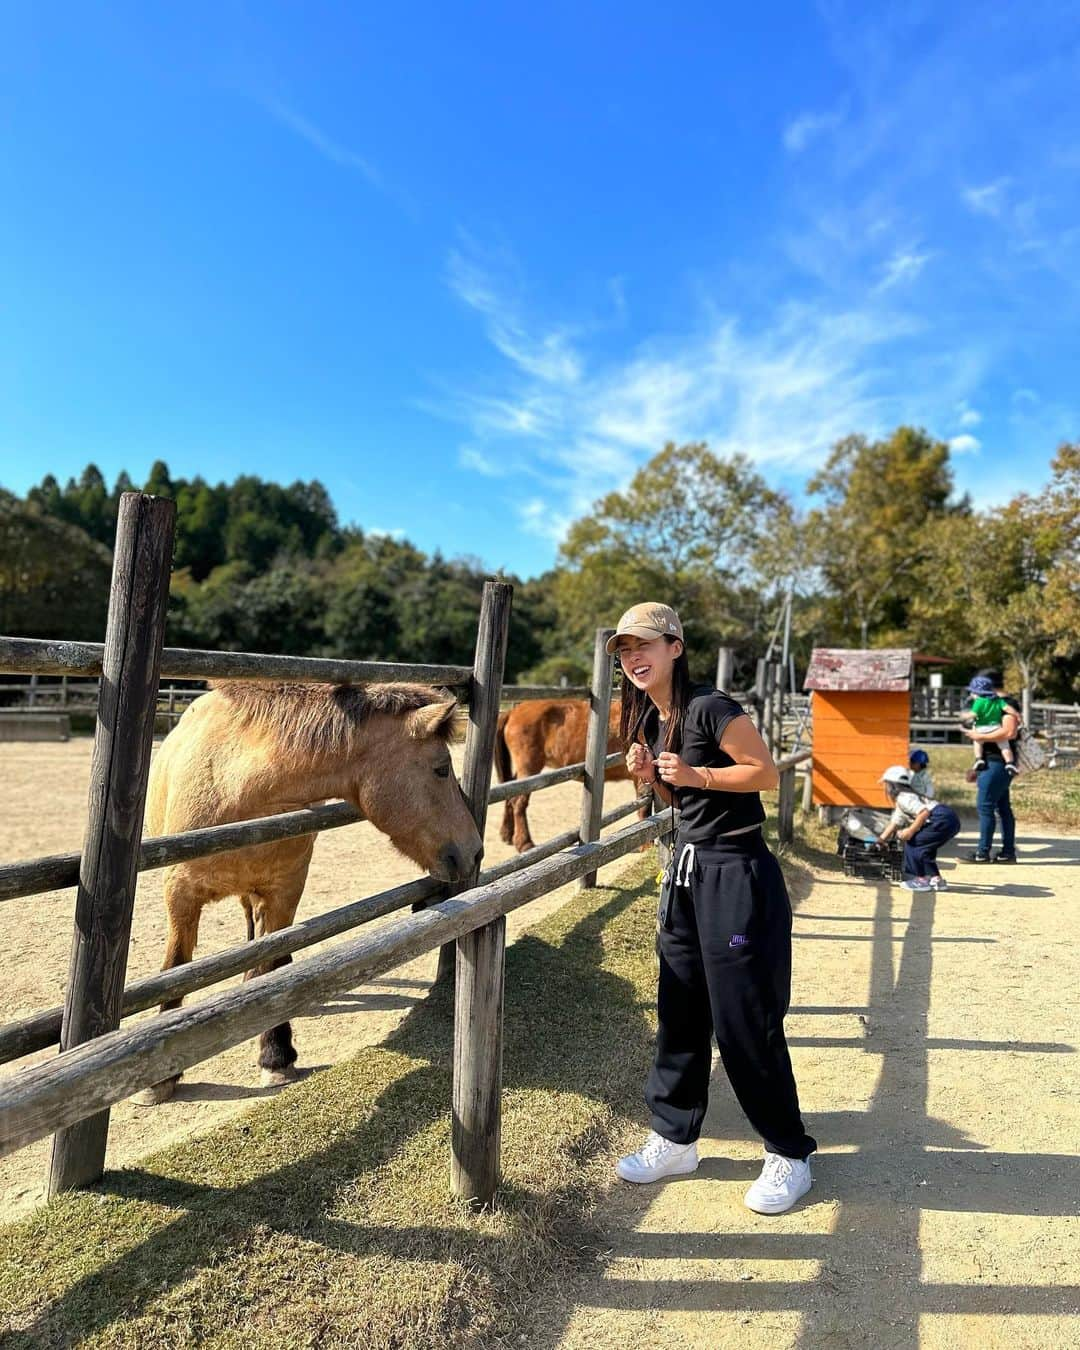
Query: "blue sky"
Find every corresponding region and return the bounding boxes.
[2,3,1078,578]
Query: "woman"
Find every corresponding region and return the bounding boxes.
[876,765,961,891]
[963,668,1020,864]
[610,602,816,1215]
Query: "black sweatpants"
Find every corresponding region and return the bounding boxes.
[647,829,817,1161]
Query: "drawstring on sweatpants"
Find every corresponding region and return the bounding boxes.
[674,842,697,888]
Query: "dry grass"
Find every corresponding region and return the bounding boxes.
[0,809,834,1350]
[919,744,1080,831]
[0,858,665,1349]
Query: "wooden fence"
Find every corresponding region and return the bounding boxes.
[0,493,667,1207]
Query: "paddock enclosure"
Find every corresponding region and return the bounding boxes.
[0,494,684,1211]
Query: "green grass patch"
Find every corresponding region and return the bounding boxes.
[918,745,1080,831]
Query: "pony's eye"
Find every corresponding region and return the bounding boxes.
[435,762,451,778]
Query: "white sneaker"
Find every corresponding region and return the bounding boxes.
[616,1130,699,1184]
[900,878,931,891]
[744,1151,812,1214]
[927,876,948,891]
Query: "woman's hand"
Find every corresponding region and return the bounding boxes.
[626,743,657,782]
[655,751,706,789]
[898,827,914,841]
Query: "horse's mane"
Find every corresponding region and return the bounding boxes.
[210,681,466,758]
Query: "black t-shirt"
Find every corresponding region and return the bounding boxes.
[645,683,766,841]
[983,695,1021,763]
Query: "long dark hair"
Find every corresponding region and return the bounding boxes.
[618,636,694,754]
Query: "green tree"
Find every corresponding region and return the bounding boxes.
[806,427,966,646]
[555,442,795,677]
[909,444,1080,697]
[0,491,112,639]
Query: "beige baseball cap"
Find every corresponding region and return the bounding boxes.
[605,602,684,654]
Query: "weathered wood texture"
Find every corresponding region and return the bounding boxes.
[0,713,70,742]
[804,647,913,693]
[0,800,643,1067]
[777,764,797,844]
[451,915,506,1204]
[499,685,590,701]
[0,636,472,688]
[48,493,176,1197]
[450,581,513,1201]
[0,753,623,905]
[579,628,615,889]
[0,812,667,1163]
[0,802,363,904]
[715,647,735,692]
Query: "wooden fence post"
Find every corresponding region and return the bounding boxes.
[579,627,615,889]
[716,646,734,692]
[777,764,796,844]
[451,580,513,1205]
[801,762,814,814]
[754,659,768,740]
[48,492,175,1196]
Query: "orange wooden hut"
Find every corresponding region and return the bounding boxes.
[805,648,912,808]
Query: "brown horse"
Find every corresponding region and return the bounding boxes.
[494,697,652,852]
[137,680,482,1102]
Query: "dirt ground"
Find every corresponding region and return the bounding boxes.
[554,830,1080,1350]
[0,738,640,1220]
[3,743,1078,1349]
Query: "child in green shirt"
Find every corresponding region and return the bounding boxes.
[962,678,1017,777]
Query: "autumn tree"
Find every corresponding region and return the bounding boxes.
[805,427,966,645]
[909,443,1080,697]
[555,442,798,678]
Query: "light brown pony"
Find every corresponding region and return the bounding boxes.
[494,697,652,853]
[138,680,482,1102]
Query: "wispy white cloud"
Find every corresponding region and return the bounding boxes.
[949,433,981,453]
[783,108,845,153]
[517,496,575,544]
[262,97,382,186]
[875,247,932,292]
[962,178,1010,218]
[367,526,406,540]
[457,446,505,476]
[448,247,582,384]
[438,249,966,547]
[956,401,982,427]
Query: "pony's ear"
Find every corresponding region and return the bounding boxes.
[407,696,463,741]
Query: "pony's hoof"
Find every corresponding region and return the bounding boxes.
[133,1079,178,1106]
[260,1066,298,1088]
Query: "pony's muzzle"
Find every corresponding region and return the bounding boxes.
[436,841,483,883]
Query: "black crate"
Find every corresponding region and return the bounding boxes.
[840,836,903,882]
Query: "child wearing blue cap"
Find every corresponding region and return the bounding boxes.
[908,748,934,796]
[962,676,1017,778]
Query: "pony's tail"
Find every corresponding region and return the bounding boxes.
[493,709,514,783]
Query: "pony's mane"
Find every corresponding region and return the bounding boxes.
[211,681,466,758]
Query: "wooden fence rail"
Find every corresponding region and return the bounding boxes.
[0,752,623,904]
[0,795,643,1068]
[0,811,668,1173]
[0,636,474,689]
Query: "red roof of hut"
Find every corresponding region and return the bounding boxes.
[804,648,913,693]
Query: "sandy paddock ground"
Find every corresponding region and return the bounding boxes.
[554,829,1080,1350]
[0,738,641,1220]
